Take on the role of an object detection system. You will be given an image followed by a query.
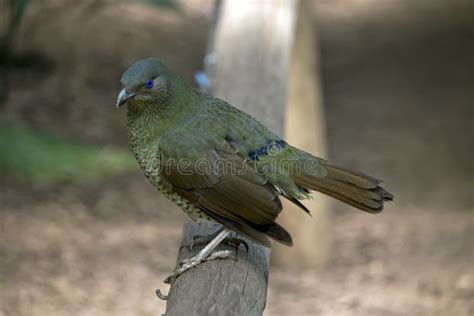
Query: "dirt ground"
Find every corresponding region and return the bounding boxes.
[1,1,473,315]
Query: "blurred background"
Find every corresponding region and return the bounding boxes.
[0,0,472,315]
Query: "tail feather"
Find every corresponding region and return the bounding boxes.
[293,161,393,214]
[323,162,382,189]
[259,222,293,246]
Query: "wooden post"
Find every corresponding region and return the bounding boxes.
[271,0,332,268]
[165,1,298,315]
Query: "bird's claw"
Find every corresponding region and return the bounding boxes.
[180,236,209,251]
[163,249,236,285]
[155,288,168,300]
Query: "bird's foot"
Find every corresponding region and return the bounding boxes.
[181,234,249,252]
[179,231,220,251]
[164,249,236,285]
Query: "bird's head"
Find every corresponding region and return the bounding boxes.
[116,58,173,108]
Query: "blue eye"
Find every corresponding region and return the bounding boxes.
[145,79,154,89]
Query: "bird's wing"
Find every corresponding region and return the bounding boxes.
[158,131,292,246]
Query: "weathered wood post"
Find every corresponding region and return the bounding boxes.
[165,0,330,314]
[272,0,332,268]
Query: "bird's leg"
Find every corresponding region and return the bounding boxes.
[179,228,223,251]
[165,228,234,284]
[180,228,249,252]
[220,237,249,252]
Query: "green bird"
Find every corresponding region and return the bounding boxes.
[116,58,393,279]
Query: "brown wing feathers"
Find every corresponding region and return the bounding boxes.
[162,148,293,246]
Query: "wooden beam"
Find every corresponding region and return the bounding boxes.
[165,0,298,314]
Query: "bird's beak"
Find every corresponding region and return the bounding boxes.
[116,89,134,108]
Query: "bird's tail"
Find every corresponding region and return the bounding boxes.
[292,160,394,213]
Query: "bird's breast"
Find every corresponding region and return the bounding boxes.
[128,132,164,188]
